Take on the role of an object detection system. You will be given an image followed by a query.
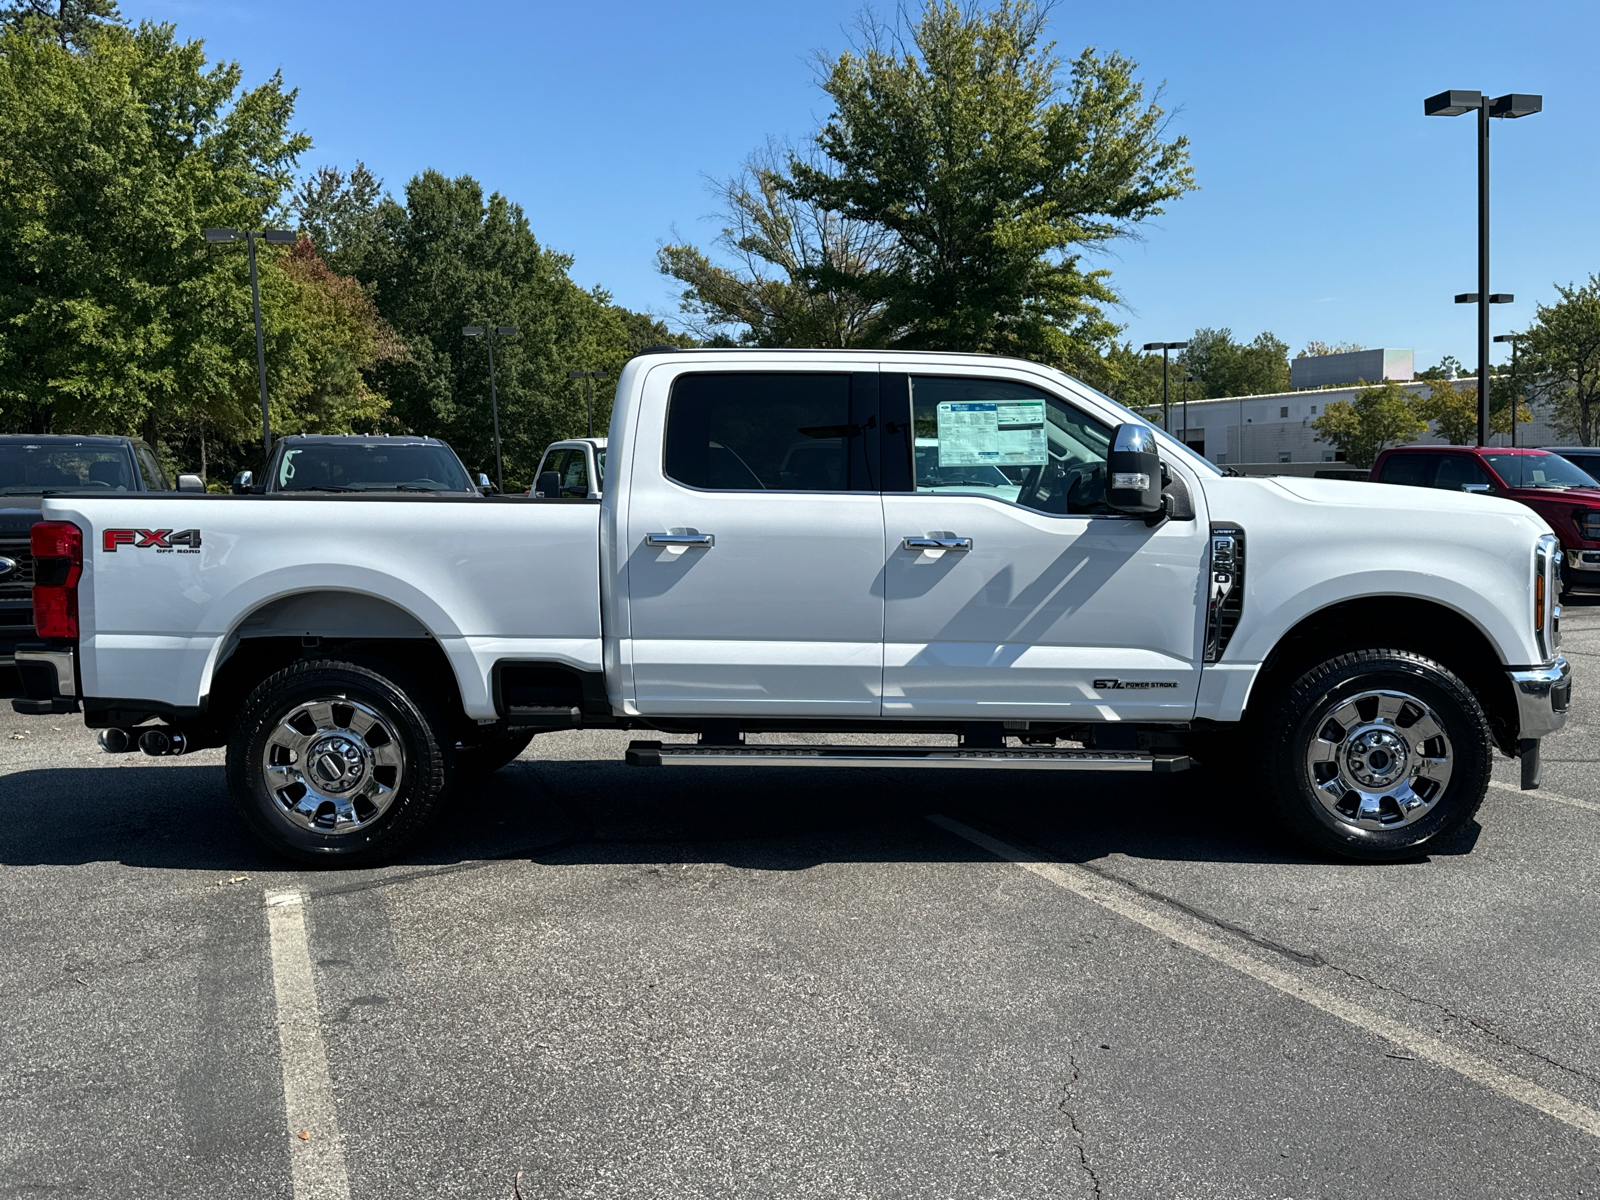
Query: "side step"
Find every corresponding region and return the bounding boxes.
[625,741,1189,773]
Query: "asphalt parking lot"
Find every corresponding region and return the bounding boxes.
[4,605,1600,1200]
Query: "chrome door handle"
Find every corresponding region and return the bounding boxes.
[646,533,714,547]
[903,536,972,551]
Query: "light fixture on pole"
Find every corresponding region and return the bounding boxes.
[566,370,608,439]
[1493,332,1525,447]
[1141,341,1188,432]
[204,227,297,459]
[1424,88,1542,446]
[463,324,517,493]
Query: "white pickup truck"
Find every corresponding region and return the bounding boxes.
[10,349,1570,865]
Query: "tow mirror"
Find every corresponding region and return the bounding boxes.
[230,470,253,495]
[476,472,495,495]
[534,470,563,499]
[1107,423,1163,514]
[176,473,205,492]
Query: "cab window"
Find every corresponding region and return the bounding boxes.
[560,450,590,494]
[1433,455,1490,491]
[134,443,168,490]
[664,373,850,491]
[1377,454,1436,488]
[909,376,1113,515]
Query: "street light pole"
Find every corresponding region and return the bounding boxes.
[566,370,608,439]
[1141,341,1188,432]
[1494,332,1524,447]
[463,325,517,493]
[1425,89,1542,446]
[204,227,296,460]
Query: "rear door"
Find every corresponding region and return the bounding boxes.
[622,367,886,716]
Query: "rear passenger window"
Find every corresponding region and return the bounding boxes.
[664,373,850,491]
[1378,455,1435,487]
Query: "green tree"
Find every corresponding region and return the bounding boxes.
[1526,275,1600,445]
[292,161,384,276]
[0,0,121,50]
[658,145,895,348]
[1297,340,1363,357]
[1178,328,1289,398]
[1411,378,1477,445]
[351,170,682,488]
[1311,379,1427,468]
[1415,355,1464,381]
[786,0,1194,373]
[0,19,315,444]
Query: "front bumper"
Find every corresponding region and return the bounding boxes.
[1509,656,1571,739]
[1566,549,1600,575]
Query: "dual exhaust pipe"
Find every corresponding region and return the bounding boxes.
[98,726,189,757]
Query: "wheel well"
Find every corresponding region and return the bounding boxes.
[1249,597,1519,756]
[207,636,466,741]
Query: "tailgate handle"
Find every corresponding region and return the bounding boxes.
[646,533,714,548]
[904,536,972,551]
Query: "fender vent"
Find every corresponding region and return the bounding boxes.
[1205,525,1244,662]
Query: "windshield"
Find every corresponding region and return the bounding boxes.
[1484,452,1599,490]
[0,444,135,493]
[275,442,473,492]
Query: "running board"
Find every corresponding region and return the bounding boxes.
[625,741,1189,773]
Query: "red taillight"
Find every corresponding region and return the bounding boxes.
[31,520,82,640]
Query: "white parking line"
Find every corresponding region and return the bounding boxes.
[926,814,1600,1142]
[266,891,352,1200]
[1488,779,1600,814]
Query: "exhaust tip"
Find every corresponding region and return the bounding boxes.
[97,727,132,754]
[136,728,187,757]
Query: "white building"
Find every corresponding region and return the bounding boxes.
[1152,382,1558,470]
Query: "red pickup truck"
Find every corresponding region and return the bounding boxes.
[1372,445,1600,594]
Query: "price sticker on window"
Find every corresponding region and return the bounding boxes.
[936,401,1047,466]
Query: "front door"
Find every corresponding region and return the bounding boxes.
[624,369,885,717]
[880,372,1209,722]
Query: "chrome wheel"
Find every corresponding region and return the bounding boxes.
[261,697,405,834]
[1303,689,1453,830]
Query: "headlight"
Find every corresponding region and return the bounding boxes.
[1579,509,1600,540]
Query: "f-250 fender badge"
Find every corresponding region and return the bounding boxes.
[1093,678,1178,690]
[102,528,202,554]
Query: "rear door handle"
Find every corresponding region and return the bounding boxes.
[903,536,972,551]
[646,533,714,547]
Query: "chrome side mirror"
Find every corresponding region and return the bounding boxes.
[476,472,495,495]
[1107,423,1163,514]
[1461,483,1492,494]
[176,473,205,492]
[230,470,253,495]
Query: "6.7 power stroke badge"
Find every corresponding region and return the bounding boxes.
[102,528,202,553]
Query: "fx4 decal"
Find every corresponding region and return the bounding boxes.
[102,528,202,553]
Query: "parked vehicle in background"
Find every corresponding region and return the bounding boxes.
[532,437,606,498]
[1370,445,1600,595]
[1,435,203,687]
[1545,447,1600,486]
[233,434,487,495]
[11,350,1571,868]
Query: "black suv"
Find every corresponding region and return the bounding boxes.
[1,434,202,685]
[234,434,488,495]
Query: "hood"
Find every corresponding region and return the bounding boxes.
[1505,485,1600,506]
[1263,475,1536,520]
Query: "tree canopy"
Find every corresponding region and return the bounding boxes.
[1525,275,1600,445]
[1310,379,1427,468]
[1177,328,1290,399]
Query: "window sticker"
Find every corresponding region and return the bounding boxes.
[935,401,1048,466]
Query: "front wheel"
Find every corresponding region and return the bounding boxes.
[1261,649,1491,861]
[227,659,453,866]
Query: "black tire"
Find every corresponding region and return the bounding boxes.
[1261,649,1491,861]
[455,730,535,779]
[226,659,453,866]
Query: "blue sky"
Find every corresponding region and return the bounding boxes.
[124,0,1600,372]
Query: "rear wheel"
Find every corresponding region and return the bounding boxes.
[1262,649,1491,861]
[227,659,452,866]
